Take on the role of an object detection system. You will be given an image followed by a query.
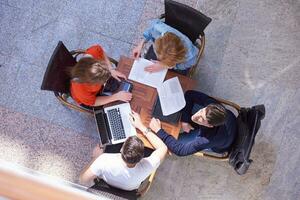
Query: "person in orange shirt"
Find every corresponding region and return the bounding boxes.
[70,45,132,107]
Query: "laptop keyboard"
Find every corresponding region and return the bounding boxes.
[107,108,126,141]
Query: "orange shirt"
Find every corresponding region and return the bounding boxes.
[70,45,105,106]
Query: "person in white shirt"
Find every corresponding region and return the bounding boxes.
[79,111,168,191]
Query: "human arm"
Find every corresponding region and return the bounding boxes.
[93,91,132,106]
[102,51,127,81]
[129,111,168,162]
[181,122,194,133]
[79,156,99,187]
[132,40,146,59]
[155,129,211,156]
[132,19,162,59]
[144,60,170,73]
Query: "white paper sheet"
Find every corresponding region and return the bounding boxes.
[128,58,168,88]
[157,77,186,116]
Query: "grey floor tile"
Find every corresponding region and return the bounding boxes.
[48,103,99,138]
[0,56,21,106]
[11,15,56,66]
[32,0,67,18]
[60,0,145,43]
[79,31,132,61]
[7,0,34,10]
[0,4,27,56]
[8,61,55,120]
[0,0,8,5]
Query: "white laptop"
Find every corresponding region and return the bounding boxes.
[94,103,136,145]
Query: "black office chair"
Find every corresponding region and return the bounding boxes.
[193,96,266,175]
[41,41,118,115]
[88,170,157,200]
[144,0,212,77]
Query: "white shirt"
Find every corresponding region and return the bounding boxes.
[90,153,160,191]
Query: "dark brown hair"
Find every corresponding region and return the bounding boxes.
[70,57,111,84]
[206,104,227,126]
[154,32,187,67]
[121,136,144,164]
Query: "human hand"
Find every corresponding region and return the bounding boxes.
[181,122,194,133]
[129,110,146,131]
[114,91,132,102]
[132,45,142,59]
[110,69,127,81]
[144,61,165,73]
[149,118,161,133]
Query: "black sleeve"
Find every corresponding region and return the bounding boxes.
[157,129,212,156]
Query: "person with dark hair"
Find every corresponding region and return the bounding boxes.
[79,111,167,191]
[149,90,237,156]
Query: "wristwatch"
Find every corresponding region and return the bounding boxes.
[143,127,151,135]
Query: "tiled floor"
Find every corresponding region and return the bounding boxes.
[0,0,299,199]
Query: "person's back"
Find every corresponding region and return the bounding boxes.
[90,152,159,191]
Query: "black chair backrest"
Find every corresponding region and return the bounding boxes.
[41,41,76,93]
[88,179,138,200]
[164,0,212,42]
[229,105,266,175]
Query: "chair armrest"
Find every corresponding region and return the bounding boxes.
[70,49,86,60]
[108,57,118,67]
[159,13,165,19]
[55,92,93,115]
[211,96,241,111]
[137,170,156,197]
[194,150,229,161]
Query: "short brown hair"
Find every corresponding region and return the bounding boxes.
[70,57,111,84]
[206,104,227,126]
[154,32,187,67]
[121,136,144,164]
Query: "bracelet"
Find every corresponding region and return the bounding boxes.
[143,127,151,135]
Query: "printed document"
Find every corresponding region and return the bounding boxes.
[157,77,186,116]
[128,58,167,88]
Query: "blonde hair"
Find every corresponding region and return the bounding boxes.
[154,32,187,67]
[70,57,111,84]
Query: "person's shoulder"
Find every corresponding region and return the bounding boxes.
[140,153,161,169]
[148,19,162,26]
[85,44,104,60]
[225,109,237,122]
[96,153,119,160]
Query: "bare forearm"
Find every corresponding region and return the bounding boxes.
[138,40,146,48]
[94,95,117,106]
[79,157,98,186]
[102,52,114,70]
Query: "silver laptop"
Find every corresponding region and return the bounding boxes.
[94,103,136,145]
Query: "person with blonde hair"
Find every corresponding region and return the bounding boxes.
[70,45,132,107]
[132,19,198,74]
